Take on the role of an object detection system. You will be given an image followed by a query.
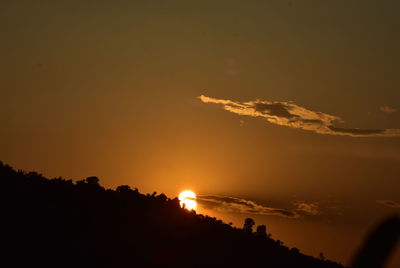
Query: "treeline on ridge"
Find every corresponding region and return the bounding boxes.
[0,162,344,268]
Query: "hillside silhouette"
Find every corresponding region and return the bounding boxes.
[1,161,346,268]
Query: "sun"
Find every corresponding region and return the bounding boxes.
[179,190,197,211]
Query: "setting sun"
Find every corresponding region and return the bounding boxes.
[178,190,197,211]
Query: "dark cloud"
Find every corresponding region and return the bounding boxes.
[300,119,324,125]
[376,200,400,208]
[254,102,297,119]
[327,126,385,136]
[197,195,320,219]
[197,195,297,218]
[199,95,400,137]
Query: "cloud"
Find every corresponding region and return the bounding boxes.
[197,195,320,219]
[295,202,320,216]
[199,95,400,137]
[380,106,397,114]
[376,200,400,208]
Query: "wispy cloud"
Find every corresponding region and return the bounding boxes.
[197,195,320,219]
[199,95,400,137]
[376,200,400,208]
[197,195,297,218]
[380,106,397,114]
[295,202,320,216]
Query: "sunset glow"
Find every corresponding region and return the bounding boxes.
[2,1,400,267]
[179,190,197,211]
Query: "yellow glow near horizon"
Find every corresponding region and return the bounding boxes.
[179,190,197,211]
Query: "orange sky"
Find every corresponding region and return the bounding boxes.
[1,1,399,266]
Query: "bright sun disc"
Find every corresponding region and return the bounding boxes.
[179,190,197,211]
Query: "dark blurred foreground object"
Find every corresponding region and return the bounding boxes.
[351,215,400,268]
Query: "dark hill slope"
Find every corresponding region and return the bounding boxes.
[0,162,344,268]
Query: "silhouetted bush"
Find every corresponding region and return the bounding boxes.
[256,224,268,238]
[243,217,255,234]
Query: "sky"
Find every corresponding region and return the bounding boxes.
[1,1,399,266]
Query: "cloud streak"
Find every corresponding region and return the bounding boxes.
[377,200,400,209]
[199,95,400,137]
[197,195,320,219]
[295,202,320,216]
[380,106,397,114]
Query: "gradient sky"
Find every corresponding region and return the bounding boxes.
[1,1,399,266]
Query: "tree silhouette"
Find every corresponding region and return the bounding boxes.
[243,217,255,233]
[291,247,300,254]
[116,185,133,193]
[86,176,99,185]
[256,224,268,238]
